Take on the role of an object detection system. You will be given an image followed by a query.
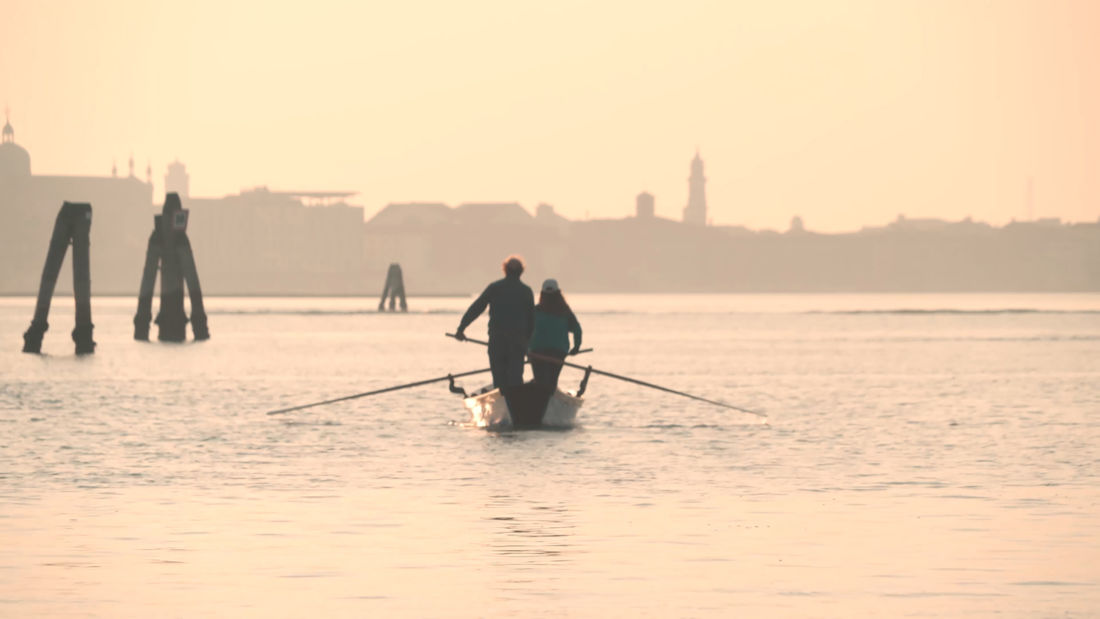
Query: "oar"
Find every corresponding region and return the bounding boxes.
[446,333,765,417]
[446,333,592,355]
[265,366,494,415]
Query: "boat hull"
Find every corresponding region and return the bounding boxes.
[464,382,583,429]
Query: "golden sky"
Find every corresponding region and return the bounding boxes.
[2,0,1097,231]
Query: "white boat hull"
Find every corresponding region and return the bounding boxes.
[464,384,583,430]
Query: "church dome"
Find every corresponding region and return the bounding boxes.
[0,142,31,177]
[0,118,31,177]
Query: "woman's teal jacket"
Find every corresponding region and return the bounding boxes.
[529,308,582,353]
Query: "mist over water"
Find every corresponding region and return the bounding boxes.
[1,294,1098,616]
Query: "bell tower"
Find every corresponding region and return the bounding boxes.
[683,150,707,225]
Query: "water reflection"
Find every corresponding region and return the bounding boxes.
[483,493,576,598]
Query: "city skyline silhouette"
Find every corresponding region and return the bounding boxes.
[2,0,1098,232]
[2,121,1098,295]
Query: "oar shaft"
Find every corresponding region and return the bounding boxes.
[266,366,493,415]
[564,358,763,417]
[446,333,765,417]
[446,333,591,355]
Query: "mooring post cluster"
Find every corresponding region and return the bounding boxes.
[378,262,408,312]
[22,202,95,355]
[18,192,214,354]
[134,192,209,342]
[15,191,426,354]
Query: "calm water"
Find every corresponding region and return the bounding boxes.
[1,294,1098,617]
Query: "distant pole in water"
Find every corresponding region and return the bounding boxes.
[377,263,408,312]
[134,193,209,342]
[22,202,95,355]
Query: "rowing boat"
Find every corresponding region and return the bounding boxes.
[268,338,762,421]
[449,368,591,430]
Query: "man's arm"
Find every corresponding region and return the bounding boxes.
[455,285,493,339]
[567,308,582,353]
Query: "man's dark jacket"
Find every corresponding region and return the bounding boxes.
[458,275,535,339]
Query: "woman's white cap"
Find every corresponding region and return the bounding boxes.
[541,278,559,293]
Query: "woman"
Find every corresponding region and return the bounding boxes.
[528,279,582,390]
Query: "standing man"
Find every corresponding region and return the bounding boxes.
[454,255,535,389]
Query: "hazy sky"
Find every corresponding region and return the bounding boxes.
[2,0,1097,231]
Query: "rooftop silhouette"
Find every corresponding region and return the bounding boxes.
[1,131,1097,295]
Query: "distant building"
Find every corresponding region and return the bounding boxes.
[0,114,365,295]
[1,113,31,176]
[536,203,570,229]
[368,201,535,227]
[367,202,452,226]
[186,185,364,294]
[165,159,190,198]
[0,113,153,294]
[536,202,558,220]
[363,201,557,294]
[683,150,707,225]
[788,215,805,234]
[888,214,955,231]
[636,192,654,219]
[454,202,534,226]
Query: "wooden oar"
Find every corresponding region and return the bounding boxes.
[446,333,592,355]
[265,366,494,415]
[446,333,765,417]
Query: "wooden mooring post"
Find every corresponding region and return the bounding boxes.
[377,263,408,312]
[134,193,209,342]
[22,202,95,354]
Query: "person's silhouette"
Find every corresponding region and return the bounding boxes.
[454,255,535,388]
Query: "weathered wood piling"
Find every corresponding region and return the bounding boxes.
[22,202,95,354]
[377,263,408,312]
[134,193,209,342]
